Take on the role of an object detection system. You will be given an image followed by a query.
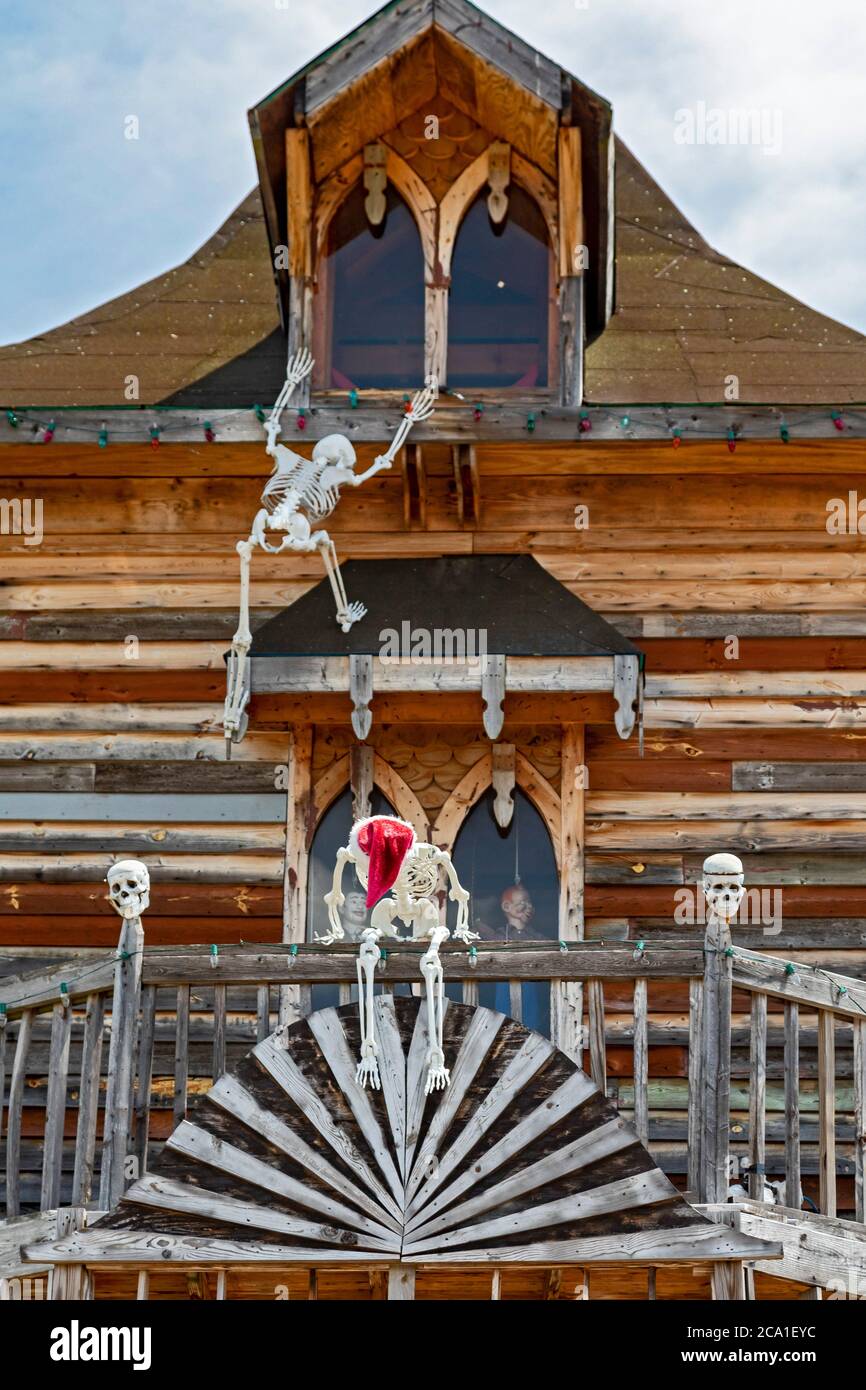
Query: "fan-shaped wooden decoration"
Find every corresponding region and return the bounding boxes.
[30,998,777,1269]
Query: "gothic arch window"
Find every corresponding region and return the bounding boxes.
[313,182,425,390]
[447,186,553,390]
[449,786,559,1034]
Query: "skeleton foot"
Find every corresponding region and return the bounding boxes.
[356,1043,381,1090]
[339,601,367,632]
[425,1049,451,1093]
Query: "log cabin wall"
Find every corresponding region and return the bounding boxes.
[1,435,865,1209]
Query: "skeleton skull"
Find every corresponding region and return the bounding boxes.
[107,859,151,920]
[702,852,745,924]
[313,434,357,477]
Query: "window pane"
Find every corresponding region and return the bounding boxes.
[447,187,550,390]
[449,785,558,1036]
[320,184,425,390]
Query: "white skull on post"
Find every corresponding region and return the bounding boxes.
[702,852,745,925]
[107,860,151,920]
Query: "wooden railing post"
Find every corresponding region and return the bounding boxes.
[99,864,147,1210]
[699,911,733,1204]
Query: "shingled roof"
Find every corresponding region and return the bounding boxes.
[2,1,864,409]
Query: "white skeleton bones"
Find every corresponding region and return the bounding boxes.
[223,351,438,748]
[318,817,477,1093]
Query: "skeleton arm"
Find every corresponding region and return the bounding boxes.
[352,380,438,482]
[317,846,353,943]
[265,349,315,455]
[433,849,477,943]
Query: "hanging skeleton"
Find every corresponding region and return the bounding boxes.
[223,351,438,747]
[318,815,477,1093]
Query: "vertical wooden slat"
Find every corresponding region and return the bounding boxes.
[216,1269,227,1301]
[72,992,105,1207]
[687,978,703,1198]
[854,1018,866,1223]
[462,979,479,1007]
[133,985,157,1180]
[587,980,606,1094]
[338,984,352,1007]
[784,1001,801,1211]
[747,993,767,1201]
[212,985,226,1081]
[0,1010,7,1148]
[136,1269,150,1301]
[281,725,313,1028]
[646,1268,657,1301]
[700,913,733,1204]
[256,986,271,1043]
[491,1270,501,1301]
[555,725,584,1065]
[5,1009,33,1218]
[632,978,649,1147]
[818,1009,836,1217]
[50,1208,91,1300]
[307,1269,318,1300]
[387,1265,416,1300]
[508,980,523,1023]
[173,985,190,1128]
[41,1003,73,1210]
[99,910,145,1211]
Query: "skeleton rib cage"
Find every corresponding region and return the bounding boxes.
[261,448,341,526]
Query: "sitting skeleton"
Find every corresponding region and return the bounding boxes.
[223,351,437,748]
[318,815,477,1093]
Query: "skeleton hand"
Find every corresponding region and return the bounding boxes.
[286,348,315,392]
[405,382,437,425]
[339,601,367,632]
[425,1047,450,1093]
[317,888,346,944]
[450,886,478,943]
[356,1037,381,1090]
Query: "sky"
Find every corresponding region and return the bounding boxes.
[1,0,864,346]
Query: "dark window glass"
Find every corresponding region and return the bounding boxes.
[448,786,558,1035]
[447,187,551,390]
[307,787,397,1011]
[318,184,425,390]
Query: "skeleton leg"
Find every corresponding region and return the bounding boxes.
[420,911,450,1093]
[223,537,255,752]
[356,927,383,1090]
[313,529,366,632]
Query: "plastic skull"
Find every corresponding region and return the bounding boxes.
[702,852,745,924]
[107,859,151,920]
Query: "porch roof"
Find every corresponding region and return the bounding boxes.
[248,554,641,659]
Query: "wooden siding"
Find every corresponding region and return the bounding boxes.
[1,435,864,1212]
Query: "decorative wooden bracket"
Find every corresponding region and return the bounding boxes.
[613,654,641,741]
[349,654,373,741]
[350,742,374,821]
[487,142,511,225]
[481,654,506,740]
[492,742,516,829]
[452,443,480,528]
[402,443,427,529]
[364,143,388,227]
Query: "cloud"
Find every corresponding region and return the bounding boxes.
[1,0,864,345]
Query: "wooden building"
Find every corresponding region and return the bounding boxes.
[2,0,866,1300]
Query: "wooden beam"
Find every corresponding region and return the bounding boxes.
[281,726,313,1028]
[818,1011,837,1217]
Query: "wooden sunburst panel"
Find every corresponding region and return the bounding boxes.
[30,998,778,1268]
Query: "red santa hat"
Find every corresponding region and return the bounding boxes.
[350,815,417,908]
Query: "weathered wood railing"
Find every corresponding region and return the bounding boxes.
[1,930,864,1226]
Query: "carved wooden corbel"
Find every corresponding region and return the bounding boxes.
[613,654,641,740]
[350,654,373,740]
[492,742,516,829]
[364,143,388,227]
[481,654,506,739]
[487,142,511,225]
[452,443,480,528]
